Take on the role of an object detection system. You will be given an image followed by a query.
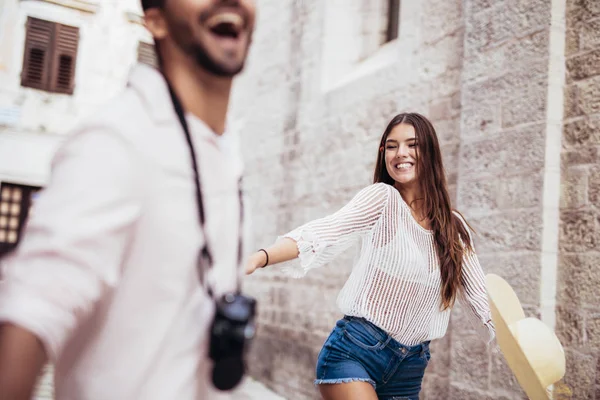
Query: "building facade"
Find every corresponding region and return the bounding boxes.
[231,0,599,399]
[0,0,155,256]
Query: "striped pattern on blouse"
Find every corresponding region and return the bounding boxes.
[279,183,495,346]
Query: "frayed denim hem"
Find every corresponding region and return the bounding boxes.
[314,377,376,390]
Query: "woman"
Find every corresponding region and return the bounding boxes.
[246,113,495,400]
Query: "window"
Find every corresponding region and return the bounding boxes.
[385,0,400,42]
[21,17,80,95]
[0,183,41,255]
[321,0,401,91]
[137,41,158,68]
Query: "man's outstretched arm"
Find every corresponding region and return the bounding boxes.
[0,324,47,400]
[0,128,142,399]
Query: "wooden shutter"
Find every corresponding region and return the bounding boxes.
[49,23,79,94]
[21,17,54,90]
[137,42,158,68]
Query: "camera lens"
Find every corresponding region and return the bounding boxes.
[212,357,245,391]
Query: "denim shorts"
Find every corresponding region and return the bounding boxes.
[315,316,431,400]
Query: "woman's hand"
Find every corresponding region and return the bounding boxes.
[245,239,300,275]
[245,251,267,275]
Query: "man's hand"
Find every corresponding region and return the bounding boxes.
[0,323,47,400]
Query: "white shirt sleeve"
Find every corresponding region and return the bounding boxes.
[454,212,496,344]
[279,183,390,278]
[0,127,143,362]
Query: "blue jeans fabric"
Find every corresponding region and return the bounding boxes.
[315,316,431,400]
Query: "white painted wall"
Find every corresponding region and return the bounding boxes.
[0,0,152,187]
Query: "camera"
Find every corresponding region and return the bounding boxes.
[209,292,257,391]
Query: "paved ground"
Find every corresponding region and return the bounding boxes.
[213,378,286,400]
[34,366,285,400]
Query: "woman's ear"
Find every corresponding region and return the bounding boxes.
[144,8,168,40]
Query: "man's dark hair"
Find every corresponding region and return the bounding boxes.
[141,0,164,10]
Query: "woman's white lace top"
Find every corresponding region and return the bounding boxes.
[280,183,495,346]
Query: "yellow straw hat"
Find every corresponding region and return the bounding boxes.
[486,274,566,399]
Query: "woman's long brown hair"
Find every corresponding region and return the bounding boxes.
[373,113,473,310]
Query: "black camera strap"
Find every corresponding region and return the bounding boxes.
[166,81,244,297]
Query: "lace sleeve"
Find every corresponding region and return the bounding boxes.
[455,212,496,344]
[279,183,390,278]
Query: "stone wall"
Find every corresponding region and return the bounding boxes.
[556,0,600,399]
[451,0,558,398]
[234,0,469,398]
[232,0,593,398]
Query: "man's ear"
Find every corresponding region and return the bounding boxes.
[144,8,168,40]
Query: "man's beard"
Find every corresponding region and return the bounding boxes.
[190,42,246,77]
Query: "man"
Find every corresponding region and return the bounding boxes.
[0,0,256,399]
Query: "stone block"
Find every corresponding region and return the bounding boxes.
[464,10,494,55]
[567,49,600,83]
[561,349,596,400]
[459,125,545,179]
[442,141,460,172]
[500,172,544,210]
[433,117,461,144]
[423,32,465,76]
[580,18,600,52]
[449,303,476,336]
[463,61,546,105]
[449,331,490,390]
[590,166,600,207]
[459,179,500,212]
[485,9,516,46]
[467,210,542,253]
[560,167,589,209]
[422,0,463,44]
[571,75,600,117]
[431,69,463,100]
[585,313,600,349]
[467,0,503,16]
[466,0,550,54]
[463,46,505,84]
[448,384,524,400]
[505,29,549,66]
[562,145,600,166]
[427,333,452,377]
[564,84,582,119]
[565,28,581,57]
[501,83,547,127]
[557,253,600,308]
[477,252,540,306]
[490,351,526,395]
[597,353,600,386]
[567,0,600,25]
[422,375,450,399]
[461,101,502,139]
[429,99,454,121]
[563,116,600,148]
[559,209,600,253]
[555,305,585,347]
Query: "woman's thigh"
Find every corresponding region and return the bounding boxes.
[319,381,378,400]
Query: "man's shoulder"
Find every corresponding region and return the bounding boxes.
[64,84,163,156]
[84,87,150,136]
